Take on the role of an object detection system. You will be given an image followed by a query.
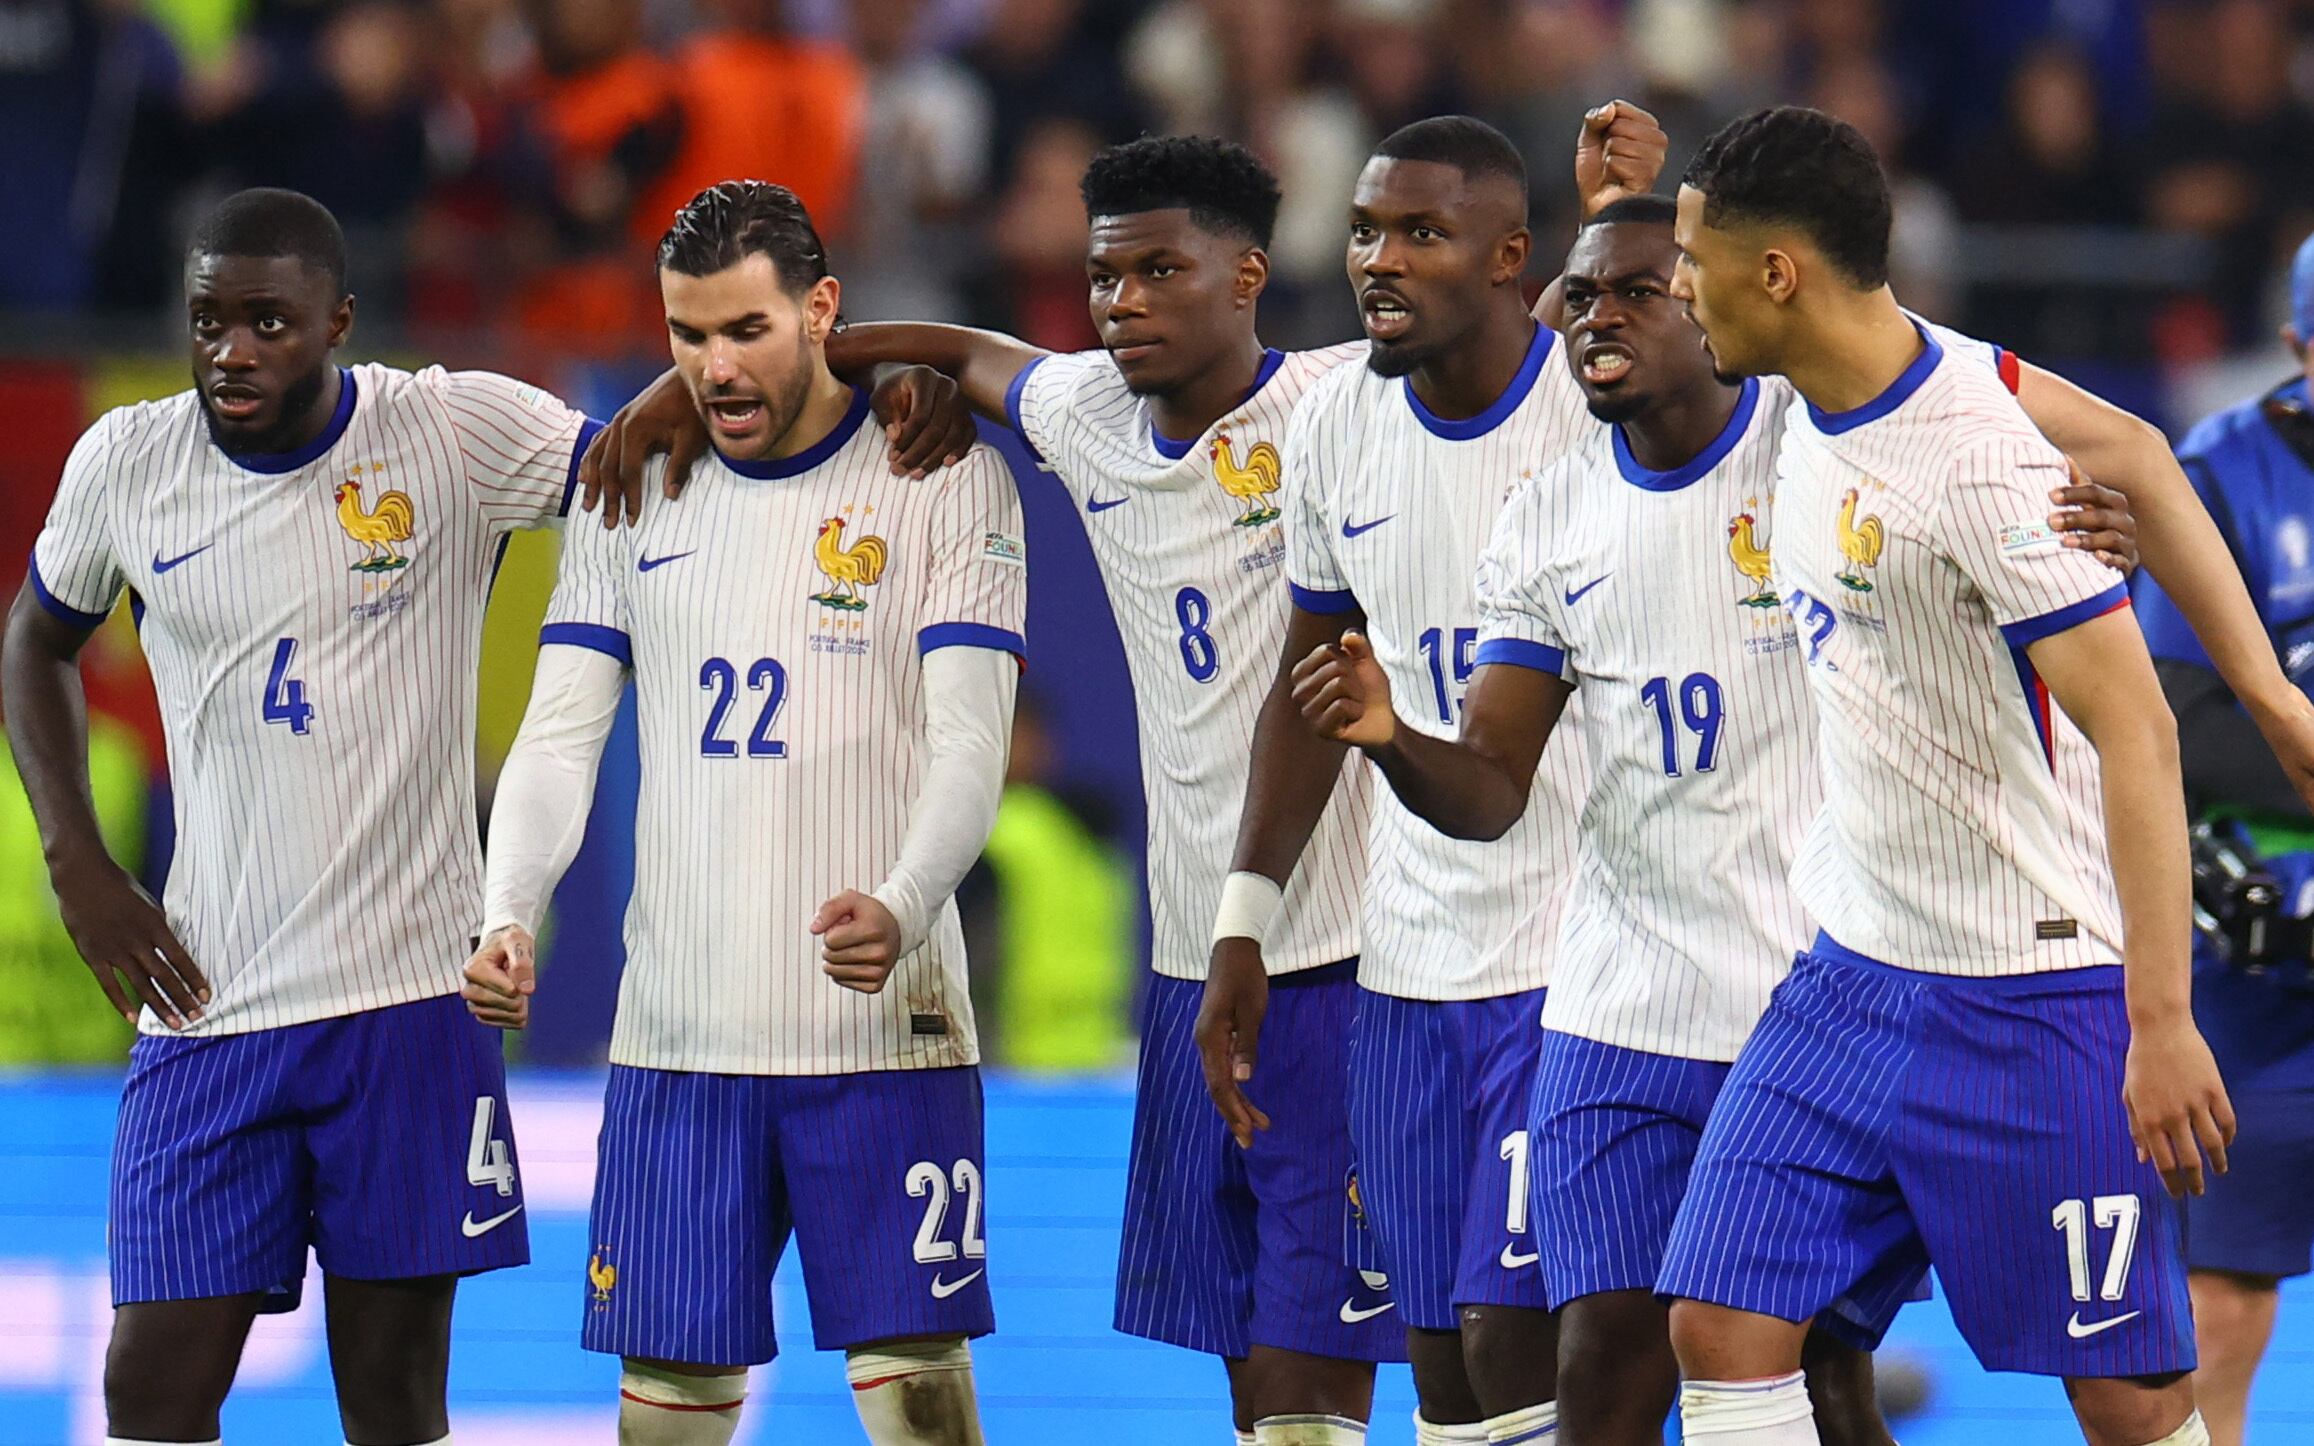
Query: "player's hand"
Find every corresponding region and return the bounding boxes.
[2123,1014,2235,1198]
[463,925,537,1030]
[1293,631,1396,748]
[1575,100,1669,218]
[1196,938,1273,1149]
[53,855,207,1029]
[2243,687,2314,813]
[578,367,708,528]
[813,890,904,992]
[2050,460,2138,575]
[867,365,977,479]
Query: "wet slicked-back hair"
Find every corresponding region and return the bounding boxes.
[1580,193,1678,230]
[1681,106,1892,289]
[1372,115,1529,204]
[657,180,829,291]
[1080,136,1283,249]
[188,188,348,297]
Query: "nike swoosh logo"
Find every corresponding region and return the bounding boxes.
[637,551,696,573]
[1087,497,1129,514]
[2066,1309,2141,1339]
[1564,574,1611,605]
[929,1268,984,1299]
[1499,1243,1540,1269]
[1338,1298,1396,1324]
[152,545,213,574]
[1341,515,1396,539]
[460,1204,524,1238]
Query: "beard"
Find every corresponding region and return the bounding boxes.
[1582,388,1648,425]
[1363,335,1437,379]
[202,362,330,455]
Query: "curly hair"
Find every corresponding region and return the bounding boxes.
[1682,107,1892,289]
[1079,136,1283,249]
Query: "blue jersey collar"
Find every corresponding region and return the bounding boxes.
[1805,322,1942,435]
[1152,347,1288,459]
[1614,376,1761,492]
[1405,325,1554,441]
[220,367,357,474]
[721,385,872,479]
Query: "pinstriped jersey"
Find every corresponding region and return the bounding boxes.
[539,388,1027,1074]
[1284,326,1592,1001]
[28,363,590,1035]
[1775,324,2129,974]
[1006,344,1370,980]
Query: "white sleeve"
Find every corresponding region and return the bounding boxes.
[872,645,1017,954]
[430,367,599,533]
[481,644,627,935]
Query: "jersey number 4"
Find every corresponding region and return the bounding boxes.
[262,637,315,735]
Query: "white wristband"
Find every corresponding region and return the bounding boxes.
[1212,870,1286,947]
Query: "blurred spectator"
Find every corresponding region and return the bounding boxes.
[966,0,1142,188]
[1811,52,1958,321]
[637,0,865,244]
[984,116,1099,348]
[838,0,992,322]
[1953,43,2136,227]
[1452,0,1629,251]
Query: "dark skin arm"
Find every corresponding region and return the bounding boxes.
[1295,632,1574,841]
[1197,601,1364,1148]
[576,351,992,526]
[3,586,207,1026]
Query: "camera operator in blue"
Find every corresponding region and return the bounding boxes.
[2132,230,2314,1446]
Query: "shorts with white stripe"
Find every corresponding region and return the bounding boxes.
[583,1064,993,1365]
[111,993,527,1310]
[1344,987,1552,1331]
[1659,936,2195,1375]
[1116,962,1406,1362]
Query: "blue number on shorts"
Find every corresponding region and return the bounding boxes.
[1641,672,1726,777]
[1175,586,1219,683]
[1417,625,1481,722]
[262,637,315,735]
[702,656,789,758]
[1783,588,1837,665]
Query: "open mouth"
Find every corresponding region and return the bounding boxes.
[704,396,765,435]
[208,385,264,420]
[1361,289,1413,341]
[1580,343,1634,386]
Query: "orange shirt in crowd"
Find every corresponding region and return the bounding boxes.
[642,32,866,244]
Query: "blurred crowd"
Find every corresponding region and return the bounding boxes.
[12,0,2314,369]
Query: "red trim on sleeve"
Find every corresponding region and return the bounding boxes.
[1996,348,2022,396]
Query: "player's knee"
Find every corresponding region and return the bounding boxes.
[104,1310,240,1439]
[1557,1292,1675,1417]
[2063,1373,2197,1446]
[846,1336,983,1446]
[1456,1304,1556,1417]
[1667,1299,1802,1381]
[2187,1270,2279,1364]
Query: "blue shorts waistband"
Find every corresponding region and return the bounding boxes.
[1273,957,1358,989]
[1807,931,2123,994]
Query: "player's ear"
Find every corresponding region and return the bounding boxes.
[1495,226,1532,288]
[1235,246,1269,309]
[329,293,356,350]
[804,276,842,346]
[1761,246,1799,307]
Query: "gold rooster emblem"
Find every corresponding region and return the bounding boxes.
[1835,487,1884,593]
[335,469,414,573]
[811,514,889,611]
[1210,433,1282,528]
[1727,510,1778,608]
[588,1250,617,1305]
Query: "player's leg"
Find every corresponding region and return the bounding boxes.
[305,996,531,1443]
[106,1025,313,1442]
[2185,1272,2279,1446]
[583,1067,784,1444]
[1797,1328,1896,1446]
[1889,968,2198,1446]
[777,1067,994,1444]
[322,1274,457,1444]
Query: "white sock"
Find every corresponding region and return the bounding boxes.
[1485,1400,1558,1443]
[846,1338,984,1445]
[1253,1415,1367,1444]
[1678,1372,1818,1442]
[618,1362,746,1445]
[1414,1414,1492,1445]
[2140,1411,2210,1446]
[1237,1432,1258,1446]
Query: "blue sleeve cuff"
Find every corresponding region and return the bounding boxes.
[540,621,632,667]
[559,417,607,517]
[28,557,110,631]
[1474,637,1566,676]
[919,621,1027,660]
[1003,358,1047,466]
[1289,582,1360,615]
[1998,580,2130,648]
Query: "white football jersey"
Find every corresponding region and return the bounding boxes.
[1774,323,2128,974]
[1284,325,1592,1001]
[540,388,1028,1074]
[1007,345,1370,980]
[29,363,589,1034]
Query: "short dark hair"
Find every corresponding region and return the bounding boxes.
[1372,115,1528,204]
[657,180,829,290]
[188,188,348,297]
[1681,106,1891,289]
[1580,193,1678,230]
[1079,136,1282,249]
